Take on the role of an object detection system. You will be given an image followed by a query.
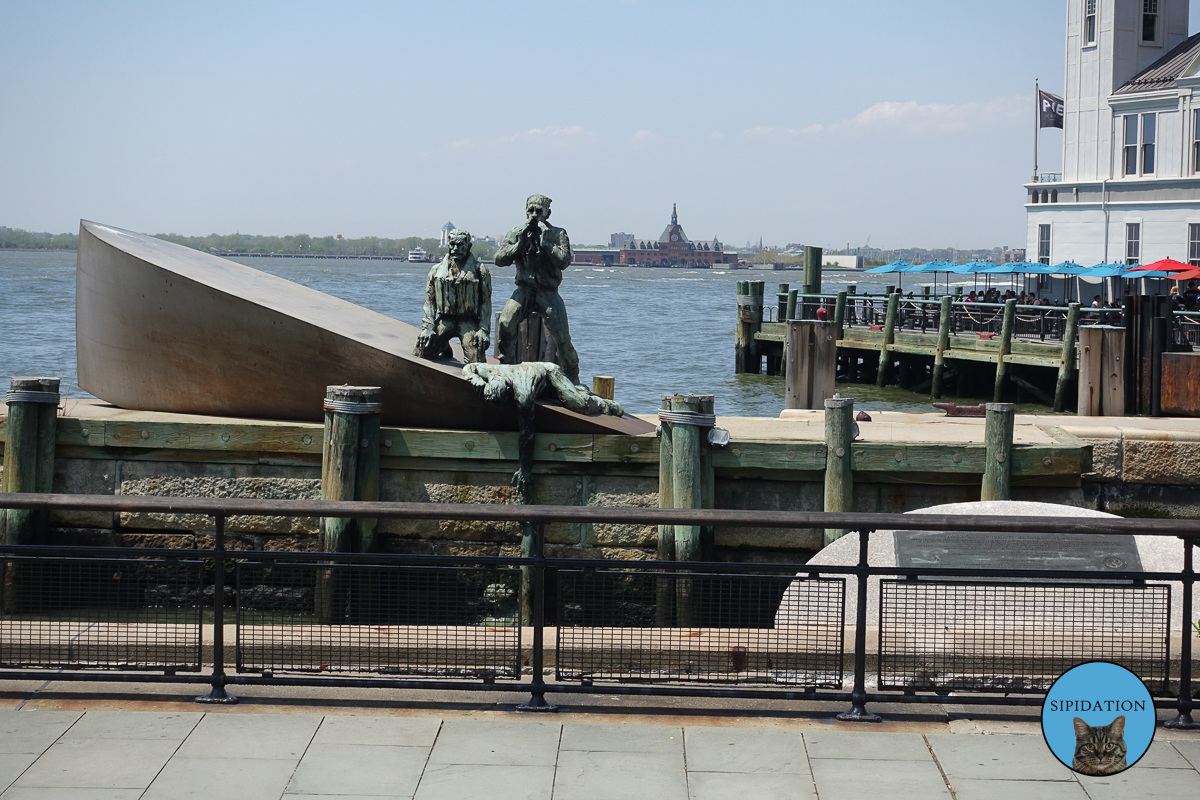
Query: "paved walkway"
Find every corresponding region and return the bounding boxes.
[0,708,1196,800]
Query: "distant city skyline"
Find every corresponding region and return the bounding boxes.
[5,1,1200,249]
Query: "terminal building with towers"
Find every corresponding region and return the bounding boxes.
[572,205,737,267]
[1027,0,1200,266]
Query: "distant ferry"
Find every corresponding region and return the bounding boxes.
[407,247,432,263]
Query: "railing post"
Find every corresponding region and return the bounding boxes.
[931,296,954,399]
[1,378,59,547]
[1165,536,1198,729]
[517,521,556,712]
[823,397,854,547]
[196,514,237,704]
[875,293,899,387]
[992,298,1017,403]
[1054,303,1080,412]
[837,528,881,723]
[981,402,1015,501]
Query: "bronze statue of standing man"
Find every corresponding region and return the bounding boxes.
[494,194,581,384]
[414,228,491,363]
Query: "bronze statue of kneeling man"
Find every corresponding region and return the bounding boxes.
[414,229,491,363]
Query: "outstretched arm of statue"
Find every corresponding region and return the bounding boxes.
[493,229,522,267]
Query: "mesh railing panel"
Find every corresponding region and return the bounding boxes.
[235,562,521,679]
[879,580,1171,694]
[0,557,203,671]
[556,570,844,687]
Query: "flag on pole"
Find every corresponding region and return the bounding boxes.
[1039,90,1064,129]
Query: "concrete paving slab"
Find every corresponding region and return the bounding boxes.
[683,727,807,774]
[927,733,1073,781]
[809,758,951,800]
[61,711,200,741]
[312,714,442,747]
[948,778,1090,800]
[287,742,429,797]
[174,712,319,760]
[1134,740,1197,769]
[284,796,410,800]
[687,771,817,800]
[1077,766,1200,799]
[1,790,144,799]
[1170,740,1200,770]
[426,720,560,767]
[0,712,81,754]
[802,730,930,760]
[559,723,683,755]
[553,750,687,800]
[0,753,38,792]
[142,756,297,800]
[12,738,180,789]
[413,763,554,800]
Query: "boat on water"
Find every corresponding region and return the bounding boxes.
[75,221,652,435]
[406,246,432,263]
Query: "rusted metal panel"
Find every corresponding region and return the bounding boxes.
[1160,352,1200,417]
[76,221,653,435]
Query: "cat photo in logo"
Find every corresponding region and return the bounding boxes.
[1041,661,1156,776]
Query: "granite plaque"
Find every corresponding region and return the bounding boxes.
[893,530,1143,580]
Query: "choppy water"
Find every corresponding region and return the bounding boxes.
[0,250,1054,416]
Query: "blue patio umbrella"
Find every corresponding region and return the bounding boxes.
[865,260,912,274]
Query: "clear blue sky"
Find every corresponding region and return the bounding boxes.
[3,1,1198,249]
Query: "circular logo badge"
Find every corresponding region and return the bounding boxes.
[1042,661,1155,776]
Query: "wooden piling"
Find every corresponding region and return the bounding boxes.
[803,246,823,293]
[1,377,59,546]
[786,289,798,321]
[981,402,1015,501]
[992,298,1017,403]
[777,284,790,321]
[656,395,675,625]
[834,291,848,340]
[823,396,854,547]
[875,292,900,387]
[1101,326,1126,416]
[592,376,615,400]
[1054,303,1080,412]
[931,296,953,399]
[1077,326,1104,416]
[656,393,711,627]
[735,281,764,373]
[319,386,382,554]
[786,321,837,409]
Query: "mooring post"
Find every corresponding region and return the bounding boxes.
[659,393,712,627]
[804,245,823,294]
[776,283,789,322]
[592,376,615,400]
[1,378,59,546]
[931,296,954,399]
[875,293,900,387]
[834,291,847,339]
[735,282,764,373]
[734,281,747,373]
[319,386,382,553]
[698,395,716,560]
[981,402,1015,501]
[992,298,1018,403]
[1054,303,1081,412]
[656,395,676,625]
[823,397,854,547]
[750,281,764,372]
[196,514,237,704]
[786,289,798,321]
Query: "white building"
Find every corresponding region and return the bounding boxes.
[439,222,456,247]
[1027,0,1200,266]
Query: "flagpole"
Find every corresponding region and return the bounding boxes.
[1033,78,1039,183]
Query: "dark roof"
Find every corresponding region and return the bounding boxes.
[1114,31,1200,95]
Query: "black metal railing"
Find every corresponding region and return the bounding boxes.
[0,493,1194,727]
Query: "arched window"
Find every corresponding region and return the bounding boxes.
[1032,191,1039,204]
[1051,189,1058,203]
[1041,189,1049,203]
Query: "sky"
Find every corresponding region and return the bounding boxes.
[3,1,1199,250]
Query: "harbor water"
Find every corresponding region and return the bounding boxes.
[1,250,1062,417]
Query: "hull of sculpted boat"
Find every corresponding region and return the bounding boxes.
[76,221,653,435]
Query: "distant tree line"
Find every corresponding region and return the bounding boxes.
[0,228,78,250]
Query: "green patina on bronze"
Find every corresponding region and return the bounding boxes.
[414,229,491,364]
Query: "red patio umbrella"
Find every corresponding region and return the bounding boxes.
[1168,268,1200,282]
[1125,258,1193,273]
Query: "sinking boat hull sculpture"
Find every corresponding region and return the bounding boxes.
[76,221,653,435]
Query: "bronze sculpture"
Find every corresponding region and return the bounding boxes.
[494,194,581,383]
[414,229,491,363]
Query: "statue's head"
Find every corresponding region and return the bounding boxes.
[447,229,472,262]
[525,194,552,224]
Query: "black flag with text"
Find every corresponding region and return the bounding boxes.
[1039,90,1064,129]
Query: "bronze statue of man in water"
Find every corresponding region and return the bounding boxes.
[493,194,581,384]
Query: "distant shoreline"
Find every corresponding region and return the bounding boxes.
[0,247,76,253]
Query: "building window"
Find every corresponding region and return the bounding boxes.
[1142,113,1156,173]
[1194,110,1200,173]
[1126,223,1141,265]
[1124,114,1156,175]
[1143,0,1158,43]
[1051,189,1058,203]
[1032,191,1039,204]
[1190,224,1200,266]
[1038,224,1051,264]
[1085,0,1097,45]
[1042,189,1049,203]
[1125,115,1139,175]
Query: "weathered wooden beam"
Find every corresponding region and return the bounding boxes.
[786,289,798,322]
[656,394,675,625]
[776,284,789,322]
[1,378,60,546]
[823,396,854,547]
[803,246,823,293]
[1009,373,1054,407]
[875,293,900,387]
[834,291,848,341]
[592,376,615,401]
[1101,326,1126,416]
[981,402,1015,501]
[319,386,382,554]
[1053,303,1080,412]
[992,298,1018,403]
[931,295,954,399]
